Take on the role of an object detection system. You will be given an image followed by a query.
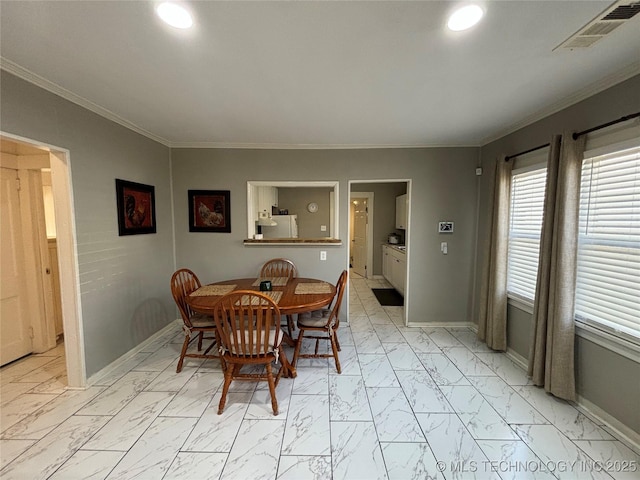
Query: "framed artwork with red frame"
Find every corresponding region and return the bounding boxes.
[116,179,157,236]
[188,190,231,233]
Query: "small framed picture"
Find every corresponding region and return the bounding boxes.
[188,190,231,233]
[438,221,454,233]
[116,179,157,236]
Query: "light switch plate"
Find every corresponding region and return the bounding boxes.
[320,251,327,261]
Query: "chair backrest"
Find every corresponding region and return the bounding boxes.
[171,268,202,327]
[213,290,282,357]
[328,270,348,329]
[260,258,298,279]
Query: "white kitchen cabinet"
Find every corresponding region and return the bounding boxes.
[382,245,406,296]
[382,245,392,281]
[395,194,408,229]
[256,186,278,214]
[391,254,406,296]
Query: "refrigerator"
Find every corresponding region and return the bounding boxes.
[262,215,298,238]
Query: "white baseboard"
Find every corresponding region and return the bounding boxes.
[87,319,181,386]
[406,321,476,328]
[506,348,528,370]
[504,349,640,454]
[575,395,640,455]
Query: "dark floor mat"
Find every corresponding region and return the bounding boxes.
[372,288,404,306]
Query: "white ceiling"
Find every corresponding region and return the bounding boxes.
[1,1,639,148]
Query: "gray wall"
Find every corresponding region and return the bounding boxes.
[0,71,175,377]
[277,187,331,238]
[475,74,640,435]
[351,182,407,276]
[6,65,637,436]
[171,147,479,324]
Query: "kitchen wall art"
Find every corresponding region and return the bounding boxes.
[188,190,231,232]
[116,179,157,235]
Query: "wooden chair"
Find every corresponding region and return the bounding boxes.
[292,270,348,374]
[170,268,221,373]
[260,258,297,337]
[213,290,288,416]
[260,258,298,279]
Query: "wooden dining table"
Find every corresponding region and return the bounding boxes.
[186,277,337,377]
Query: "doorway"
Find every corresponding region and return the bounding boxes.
[0,133,85,387]
[348,180,410,325]
[349,192,374,279]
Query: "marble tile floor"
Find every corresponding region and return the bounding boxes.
[1,276,639,479]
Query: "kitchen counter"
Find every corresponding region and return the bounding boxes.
[244,238,342,246]
[387,244,406,253]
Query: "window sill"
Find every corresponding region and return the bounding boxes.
[507,294,534,314]
[244,238,342,246]
[507,296,639,363]
[575,321,640,363]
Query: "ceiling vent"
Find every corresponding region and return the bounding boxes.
[555,1,640,50]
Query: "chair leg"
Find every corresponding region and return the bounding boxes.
[265,362,279,416]
[292,329,305,368]
[215,331,226,371]
[176,334,190,373]
[218,362,234,415]
[197,331,204,351]
[334,328,341,351]
[279,348,296,379]
[330,332,342,374]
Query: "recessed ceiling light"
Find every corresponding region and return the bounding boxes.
[156,2,193,29]
[447,5,484,31]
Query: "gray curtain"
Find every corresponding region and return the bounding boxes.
[478,155,512,351]
[528,133,586,401]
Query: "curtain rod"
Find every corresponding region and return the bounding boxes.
[505,111,640,161]
[505,142,550,161]
[572,112,640,140]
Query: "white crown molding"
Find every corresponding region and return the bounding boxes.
[1,57,171,147]
[10,54,635,151]
[1,58,478,150]
[168,141,479,150]
[480,61,640,146]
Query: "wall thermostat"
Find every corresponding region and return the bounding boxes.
[307,202,318,213]
[438,221,454,233]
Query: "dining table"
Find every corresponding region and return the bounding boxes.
[185,276,337,377]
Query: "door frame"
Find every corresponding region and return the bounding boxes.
[349,191,374,279]
[1,132,86,388]
[348,179,411,327]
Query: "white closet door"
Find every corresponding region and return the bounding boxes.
[1,168,33,365]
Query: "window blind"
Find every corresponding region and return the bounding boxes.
[576,145,640,336]
[507,167,547,301]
